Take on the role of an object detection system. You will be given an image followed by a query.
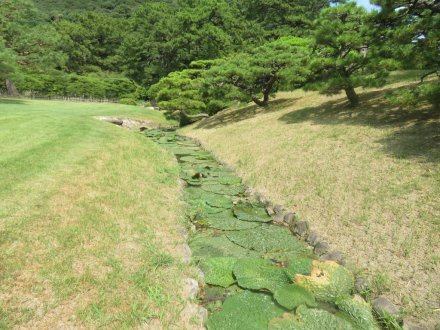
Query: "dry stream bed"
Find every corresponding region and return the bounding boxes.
[145,128,393,330]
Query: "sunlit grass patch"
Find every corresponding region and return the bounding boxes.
[0,99,187,328]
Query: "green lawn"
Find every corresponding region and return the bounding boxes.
[0,99,187,329]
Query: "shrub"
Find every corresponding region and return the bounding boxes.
[385,81,440,109]
[15,71,139,100]
[119,97,138,105]
[420,81,440,107]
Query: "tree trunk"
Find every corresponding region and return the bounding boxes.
[252,74,277,107]
[5,79,19,96]
[252,96,268,107]
[344,86,359,107]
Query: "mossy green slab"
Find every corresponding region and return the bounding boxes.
[198,204,230,215]
[226,225,309,253]
[273,285,317,310]
[233,202,272,223]
[191,151,215,160]
[144,129,166,138]
[202,285,244,314]
[185,179,203,186]
[206,168,234,178]
[294,261,354,304]
[232,258,291,292]
[200,257,238,288]
[184,188,233,209]
[204,193,234,209]
[179,155,214,163]
[180,169,206,182]
[200,210,262,231]
[336,296,379,330]
[217,175,242,185]
[190,233,259,261]
[176,141,198,147]
[207,291,285,330]
[187,205,230,222]
[170,147,201,156]
[269,305,355,330]
[282,256,314,277]
[201,183,245,196]
[158,136,177,144]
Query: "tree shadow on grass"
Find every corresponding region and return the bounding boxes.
[195,98,300,129]
[0,98,26,105]
[379,121,439,163]
[279,85,440,163]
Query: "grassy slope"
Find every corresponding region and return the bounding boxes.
[0,99,189,329]
[182,76,440,326]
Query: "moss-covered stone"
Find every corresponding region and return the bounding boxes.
[200,257,238,288]
[226,225,309,253]
[233,258,291,292]
[294,260,354,303]
[190,233,259,261]
[336,295,379,330]
[207,291,285,330]
[233,202,272,223]
[273,285,317,310]
[269,305,355,330]
[200,210,262,231]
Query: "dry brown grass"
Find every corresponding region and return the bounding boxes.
[182,82,440,327]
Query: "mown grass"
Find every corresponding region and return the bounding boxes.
[182,77,440,327]
[0,99,188,329]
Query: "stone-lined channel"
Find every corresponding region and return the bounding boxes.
[145,128,380,330]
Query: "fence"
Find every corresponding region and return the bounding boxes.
[0,89,119,104]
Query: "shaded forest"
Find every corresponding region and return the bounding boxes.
[33,0,147,17]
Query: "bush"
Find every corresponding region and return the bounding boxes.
[15,71,139,100]
[420,81,440,107]
[119,97,138,105]
[385,81,440,108]
[385,88,420,108]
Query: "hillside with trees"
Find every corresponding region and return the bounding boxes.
[0,0,438,109]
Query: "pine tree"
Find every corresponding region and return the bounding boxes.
[307,3,389,107]
[208,37,311,107]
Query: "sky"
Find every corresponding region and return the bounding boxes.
[355,0,380,11]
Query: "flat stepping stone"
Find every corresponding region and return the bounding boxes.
[200,183,245,196]
[226,225,309,253]
[198,210,261,231]
[233,202,272,223]
[190,233,259,261]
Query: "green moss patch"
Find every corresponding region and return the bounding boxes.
[273,285,317,310]
[200,210,262,231]
[336,296,379,330]
[200,257,238,288]
[269,305,355,330]
[190,233,259,261]
[226,225,310,253]
[233,202,272,223]
[232,258,291,292]
[207,291,285,330]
